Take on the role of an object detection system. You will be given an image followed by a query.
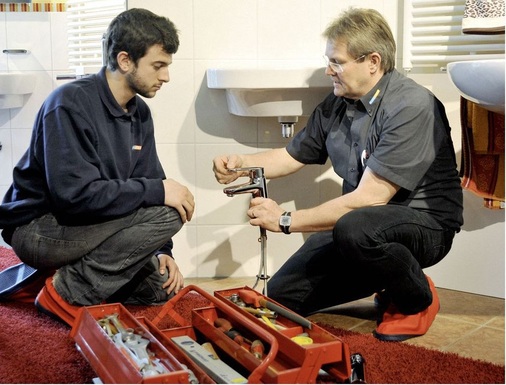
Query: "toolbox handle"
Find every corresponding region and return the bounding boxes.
[154,285,280,384]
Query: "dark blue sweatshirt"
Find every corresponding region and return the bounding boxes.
[0,67,173,255]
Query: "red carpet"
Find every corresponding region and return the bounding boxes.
[0,246,504,384]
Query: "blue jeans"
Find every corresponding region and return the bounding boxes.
[10,206,182,306]
[267,205,456,316]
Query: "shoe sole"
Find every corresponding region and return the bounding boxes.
[373,330,421,342]
[374,278,441,342]
[35,298,67,324]
[0,263,39,300]
[35,279,83,327]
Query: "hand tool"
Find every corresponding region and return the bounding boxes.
[238,289,312,329]
[214,317,252,345]
[229,292,277,318]
[241,306,277,318]
[349,353,366,384]
[260,315,283,331]
[97,314,170,378]
[250,339,265,360]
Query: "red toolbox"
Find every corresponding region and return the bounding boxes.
[71,284,354,384]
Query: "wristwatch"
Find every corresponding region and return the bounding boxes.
[279,212,292,234]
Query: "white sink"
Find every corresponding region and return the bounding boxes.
[207,68,331,117]
[0,72,37,109]
[447,59,505,114]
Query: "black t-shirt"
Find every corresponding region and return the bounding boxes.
[287,70,463,231]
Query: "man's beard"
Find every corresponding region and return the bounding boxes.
[126,67,154,98]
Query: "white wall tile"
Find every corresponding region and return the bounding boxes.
[5,13,52,71]
[258,0,322,60]
[194,0,257,60]
[157,143,196,195]
[0,109,9,129]
[49,12,69,71]
[147,60,196,145]
[9,71,53,129]
[0,184,8,203]
[171,225,198,277]
[129,0,194,59]
[0,129,12,184]
[196,224,306,278]
[195,142,260,226]
[0,14,7,71]
[258,116,309,144]
[196,224,268,277]
[11,128,31,163]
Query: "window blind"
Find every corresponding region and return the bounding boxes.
[402,0,505,70]
[66,0,126,73]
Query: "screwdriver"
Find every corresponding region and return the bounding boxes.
[214,318,252,345]
[214,318,266,359]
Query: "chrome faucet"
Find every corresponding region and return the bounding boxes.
[223,167,270,295]
[223,167,268,199]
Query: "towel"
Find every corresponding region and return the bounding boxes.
[460,98,505,209]
[462,0,505,34]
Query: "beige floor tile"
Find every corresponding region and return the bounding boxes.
[307,313,367,331]
[404,315,479,350]
[348,320,377,334]
[443,326,505,366]
[486,315,505,330]
[438,289,505,326]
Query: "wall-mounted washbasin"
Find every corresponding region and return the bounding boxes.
[207,67,331,117]
[0,72,37,109]
[447,59,505,114]
[207,67,331,136]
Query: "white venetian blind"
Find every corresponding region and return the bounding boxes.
[66,0,126,73]
[402,0,505,70]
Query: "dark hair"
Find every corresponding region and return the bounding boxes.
[323,8,396,73]
[104,8,180,70]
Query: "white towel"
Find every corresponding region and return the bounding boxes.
[462,0,505,34]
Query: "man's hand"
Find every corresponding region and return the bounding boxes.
[163,179,195,222]
[247,197,285,232]
[212,154,246,184]
[158,253,184,295]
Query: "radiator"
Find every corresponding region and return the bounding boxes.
[402,0,505,71]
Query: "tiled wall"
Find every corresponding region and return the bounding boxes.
[0,0,504,298]
[0,10,69,197]
[123,0,401,280]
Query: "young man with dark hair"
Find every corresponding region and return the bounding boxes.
[0,8,194,327]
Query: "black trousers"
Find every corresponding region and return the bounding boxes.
[267,205,455,316]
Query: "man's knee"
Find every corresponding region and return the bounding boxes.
[143,206,183,236]
[332,209,370,247]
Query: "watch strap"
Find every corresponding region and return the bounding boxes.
[280,211,291,234]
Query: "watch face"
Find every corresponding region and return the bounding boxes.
[280,216,291,226]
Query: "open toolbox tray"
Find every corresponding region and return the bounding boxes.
[213,286,352,382]
[71,284,354,384]
[70,302,215,384]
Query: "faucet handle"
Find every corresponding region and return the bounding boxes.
[230,167,264,179]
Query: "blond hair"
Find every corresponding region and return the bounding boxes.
[323,8,396,72]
